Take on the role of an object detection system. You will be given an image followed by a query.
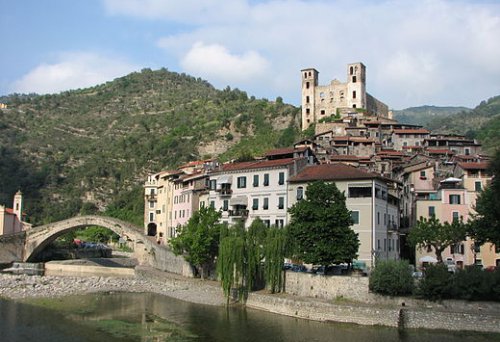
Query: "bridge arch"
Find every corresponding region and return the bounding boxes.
[24,215,146,262]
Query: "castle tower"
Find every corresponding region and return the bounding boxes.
[346,62,366,110]
[301,68,319,131]
[13,190,23,220]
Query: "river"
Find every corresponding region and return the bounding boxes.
[0,292,497,342]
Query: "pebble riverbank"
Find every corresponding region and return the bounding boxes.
[0,267,227,306]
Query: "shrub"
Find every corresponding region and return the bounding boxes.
[416,264,453,301]
[452,266,498,301]
[369,260,414,296]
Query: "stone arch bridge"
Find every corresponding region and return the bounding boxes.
[0,215,193,277]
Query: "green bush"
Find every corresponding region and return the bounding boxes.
[452,266,498,301]
[369,260,414,296]
[416,264,453,301]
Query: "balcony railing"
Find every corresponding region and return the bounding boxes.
[228,209,249,218]
[145,194,157,202]
[387,223,399,233]
[217,188,233,196]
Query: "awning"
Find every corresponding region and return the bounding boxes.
[218,175,233,184]
[230,196,248,206]
[419,256,437,263]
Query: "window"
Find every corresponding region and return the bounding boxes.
[474,242,481,253]
[252,198,259,210]
[237,176,247,188]
[210,201,215,209]
[306,81,310,89]
[263,198,269,210]
[263,173,269,186]
[449,194,461,204]
[377,239,381,250]
[306,108,310,115]
[475,181,482,192]
[352,91,356,99]
[351,211,359,224]
[420,171,426,178]
[209,179,217,190]
[263,220,271,228]
[350,66,354,75]
[306,96,310,103]
[428,206,435,217]
[275,219,284,228]
[149,212,154,222]
[465,148,470,155]
[348,186,372,198]
[278,197,285,209]
[278,172,285,185]
[253,174,259,187]
[297,187,304,200]
[320,110,325,115]
[377,212,380,225]
[352,75,356,83]
[223,200,229,211]
[149,201,155,209]
[452,211,459,222]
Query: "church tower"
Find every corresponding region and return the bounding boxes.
[13,190,23,220]
[301,68,319,131]
[346,62,366,110]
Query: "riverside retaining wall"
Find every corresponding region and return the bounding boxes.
[0,232,25,265]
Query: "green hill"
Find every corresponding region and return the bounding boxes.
[0,68,300,224]
[392,105,470,127]
[426,95,500,154]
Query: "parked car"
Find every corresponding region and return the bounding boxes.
[290,264,307,272]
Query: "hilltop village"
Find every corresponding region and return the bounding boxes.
[144,62,495,270]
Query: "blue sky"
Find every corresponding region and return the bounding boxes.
[1,0,500,109]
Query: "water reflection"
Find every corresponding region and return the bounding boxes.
[0,293,498,342]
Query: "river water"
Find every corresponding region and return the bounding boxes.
[0,292,497,342]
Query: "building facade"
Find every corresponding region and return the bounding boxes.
[288,164,400,268]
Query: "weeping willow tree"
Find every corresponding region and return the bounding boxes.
[217,219,287,303]
[217,222,248,302]
[264,226,287,293]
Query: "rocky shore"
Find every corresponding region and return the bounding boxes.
[0,266,227,306]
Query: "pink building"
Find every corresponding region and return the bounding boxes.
[0,191,27,235]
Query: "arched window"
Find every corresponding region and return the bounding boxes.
[350,66,354,75]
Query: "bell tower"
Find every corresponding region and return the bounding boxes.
[13,190,23,220]
[346,62,366,110]
[301,68,319,131]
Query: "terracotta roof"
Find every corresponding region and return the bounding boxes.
[427,149,453,154]
[330,155,361,161]
[458,162,489,170]
[393,129,430,135]
[265,147,307,157]
[289,163,379,183]
[221,158,297,172]
[5,208,15,215]
[378,150,404,156]
[402,145,424,149]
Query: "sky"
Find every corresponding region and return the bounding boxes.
[1,0,500,110]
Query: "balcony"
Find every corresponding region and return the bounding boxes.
[145,194,157,202]
[217,188,233,196]
[387,222,399,233]
[228,209,249,218]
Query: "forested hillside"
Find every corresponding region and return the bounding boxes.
[393,106,470,127]
[426,95,500,154]
[0,68,300,225]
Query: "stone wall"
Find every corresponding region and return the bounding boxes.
[280,271,500,333]
[0,232,25,265]
[140,240,194,278]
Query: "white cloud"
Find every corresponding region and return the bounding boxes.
[151,0,500,108]
[11,52,139,94]
[180,42,270,85]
